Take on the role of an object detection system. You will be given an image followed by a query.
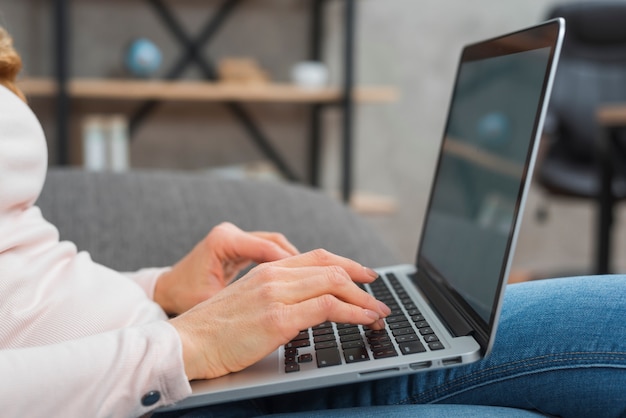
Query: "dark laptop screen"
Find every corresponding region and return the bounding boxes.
[417,26,558,337]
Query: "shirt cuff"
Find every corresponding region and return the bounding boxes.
[123,266,172,300]
[142,321,192,412]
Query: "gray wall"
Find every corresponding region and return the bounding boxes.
[345,0,579,261]
[1,0,581,263]
[1,0,314,174]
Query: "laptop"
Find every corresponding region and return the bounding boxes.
[161,18,565,411]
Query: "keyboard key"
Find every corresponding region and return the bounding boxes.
[378,297,396,305]
[386,272,399,282]
[313,334,336,343]
[398,341,426,355]
[298,353,313,363]
[314,340,338,350]
[291,330,310,341]
[395,333,419,343]
[428,341,445,350]
[419,327,435,335]
[423,334,439,343]
[367,333,391,343]
[344,347,370,363]
[285,339,310,349]
[386,315,408,324]
[372,348,398,359]
[285,363,300,373]
[388,321,411,330]
[338,327,360,336]
[340,333,362,343]
[365,329,387,340]
[370,341,394,350]
[342,340,365,349]
[312,327,334,336]
[365,329,387,337]
[414,321,430,329]
[392,327,415,337]
[316,347,342,367]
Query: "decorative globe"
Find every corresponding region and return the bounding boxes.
[125,38,162,78]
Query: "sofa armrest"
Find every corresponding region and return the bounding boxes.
[36,168,398,272]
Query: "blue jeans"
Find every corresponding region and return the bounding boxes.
[158,276,626,417]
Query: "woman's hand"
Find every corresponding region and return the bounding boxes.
[154,222,299,315]
[169,249,390,381]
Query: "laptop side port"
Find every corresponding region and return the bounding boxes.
[409,361,432,370]
[442,356,463,366]
[358,367,401,377]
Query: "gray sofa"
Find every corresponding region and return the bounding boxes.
[37,168,398,272]
[36,168,543,417]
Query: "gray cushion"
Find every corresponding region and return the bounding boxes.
[36,168,398,272]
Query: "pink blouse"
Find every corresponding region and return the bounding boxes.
[0,85,191,416]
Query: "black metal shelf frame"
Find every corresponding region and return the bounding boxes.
[53,0,357,202]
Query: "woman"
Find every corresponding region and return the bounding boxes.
[0,25,389,416]
[1,26,624,418]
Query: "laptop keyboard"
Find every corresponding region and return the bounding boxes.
[283,273,444,373]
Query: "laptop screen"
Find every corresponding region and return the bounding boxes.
[416,22,561,341]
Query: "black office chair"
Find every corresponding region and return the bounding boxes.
[538,1,626,274]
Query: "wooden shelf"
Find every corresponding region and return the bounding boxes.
[18,78,398,104]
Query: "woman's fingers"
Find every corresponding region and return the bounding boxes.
[214,223,299,263]
[250,231,300,256]
[277,295,387,333]
[213,225,375,288]
[264,249,380,284]
[252,264,390,318]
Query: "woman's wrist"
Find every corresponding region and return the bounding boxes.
[154,270,177,315]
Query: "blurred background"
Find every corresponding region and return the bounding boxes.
[2,0,623,279]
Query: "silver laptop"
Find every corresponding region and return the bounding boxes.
[161,19,565,411]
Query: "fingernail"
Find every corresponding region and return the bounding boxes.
[363,309,380,321]
[378,301,391,316]
[368,319,385,330]
[364,267,379,279]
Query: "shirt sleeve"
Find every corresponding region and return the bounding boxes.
[0,84,193,416]
[123,267,172,301]
[0,321,192,418]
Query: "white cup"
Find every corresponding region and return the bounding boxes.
[291,61,329,88]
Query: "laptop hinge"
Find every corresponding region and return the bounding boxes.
[411,271,475,338]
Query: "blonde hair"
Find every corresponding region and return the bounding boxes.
[0,26,26,102]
